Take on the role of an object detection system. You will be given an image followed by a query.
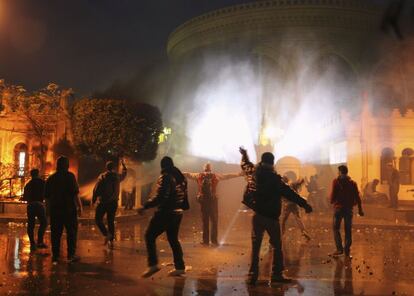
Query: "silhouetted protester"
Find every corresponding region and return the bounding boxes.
[330,165,364,258]
[22,169,47,252]
[45,156,82,264]
[388,164,400,208]
[184,163,242,246]
[363,179,388,204]
[92,160,127,248]
[280,176,311,241]
[123,173,136,210]
[239,147,312,285]
[138,156,189,278]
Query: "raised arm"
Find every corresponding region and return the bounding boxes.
[119,159,127,181]
[239,147,254,177]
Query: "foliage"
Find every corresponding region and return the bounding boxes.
[0,80,73,172]
[0,162,18,198]
[72,98,162,162]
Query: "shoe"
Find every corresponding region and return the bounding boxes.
[52,257,59,265]
[68,255,81,263]
[270,275,292,283]
[344,249,351,257]
[37,243,48,249]
[200,241,209,246]
[329,250,344,257]
[141,265,161,278]
[168,269,185,276]
[30,245,37,252]
[211,242,219,247]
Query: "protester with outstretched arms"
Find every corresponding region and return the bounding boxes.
[92,159,127,248]
[183,163,242,246]
[239,147,312,285]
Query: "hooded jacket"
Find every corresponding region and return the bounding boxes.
[241,152,309,219]
[144,167,189,212]
[92,168,127,204]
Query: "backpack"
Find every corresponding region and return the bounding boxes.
[200,173,213,198]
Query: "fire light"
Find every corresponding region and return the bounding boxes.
[18,152,25,177]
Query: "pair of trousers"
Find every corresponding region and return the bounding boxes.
[250,213,284,277]
[95,200,118,240]
[27,202,47,246]
[333,208,353,252]
[50,210,78,259]
[200,198,218,244]
[145,211,185,270]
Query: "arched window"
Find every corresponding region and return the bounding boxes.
[14,143,28,177]
[381,148,394,184]
[400,148,414,185]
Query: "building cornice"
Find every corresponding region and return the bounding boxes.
[167,0,382,59]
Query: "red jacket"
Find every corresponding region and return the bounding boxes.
[330,176,361,210]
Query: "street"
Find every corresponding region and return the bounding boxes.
[0,209,413,295]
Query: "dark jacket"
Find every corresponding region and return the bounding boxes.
[22,178,45,203]
[92,169,127,204]
[241,153,309,219]
[143,167,189,212]
[330,176,361,210]
[45,171,79,214]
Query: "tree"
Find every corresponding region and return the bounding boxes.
[0,80,73,174]
[72,98,162,162]
[0,162,17,198]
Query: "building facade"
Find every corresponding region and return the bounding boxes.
[0,84,74,198]
[167,0,414,200]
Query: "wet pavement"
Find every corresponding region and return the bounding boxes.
[1,209,414,295]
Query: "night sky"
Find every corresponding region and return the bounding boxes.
[0,0,407,98]
[0,0,254,96]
